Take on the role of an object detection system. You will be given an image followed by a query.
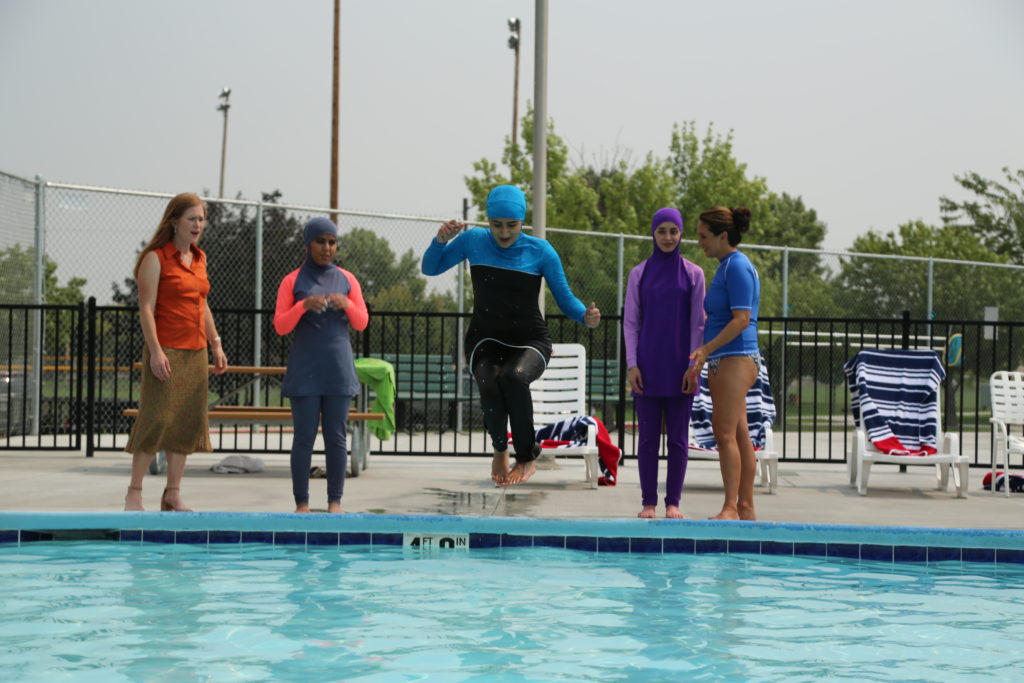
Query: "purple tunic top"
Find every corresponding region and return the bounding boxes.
[623,209,706,397]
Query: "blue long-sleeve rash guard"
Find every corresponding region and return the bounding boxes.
[422,228,587,360]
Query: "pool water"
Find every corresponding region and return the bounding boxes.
[2,542,1023,681]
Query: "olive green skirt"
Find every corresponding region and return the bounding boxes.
[124,346,212,455]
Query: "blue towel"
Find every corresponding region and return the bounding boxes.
[690,359,776,450]
[843,349,945,454]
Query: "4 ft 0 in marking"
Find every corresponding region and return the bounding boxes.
[403,533,469,550]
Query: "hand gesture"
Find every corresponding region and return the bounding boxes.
[326,292,350,311]
[303,295,329,314]
[627,367,643,395]
[149,348,171,382]
[436,219,465,244]
[584,301,601,328]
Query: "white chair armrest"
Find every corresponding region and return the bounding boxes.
[941,431,960,455]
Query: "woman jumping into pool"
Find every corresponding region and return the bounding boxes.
[421,185,601,486]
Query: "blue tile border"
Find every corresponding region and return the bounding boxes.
[2,512,1023,566]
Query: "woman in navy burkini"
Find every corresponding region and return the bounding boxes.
[274,217,368,513]
[687,206,761,520]
[624,208,705,519]
[422,185,601,486]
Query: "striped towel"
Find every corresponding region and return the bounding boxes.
[690,359,776,450]
[521,416,622,486]
[843,349,945,455]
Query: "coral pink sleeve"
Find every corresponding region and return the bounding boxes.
[273,269,305,335]
[341,268,369,331]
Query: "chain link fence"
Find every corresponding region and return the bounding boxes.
[3,174,1023,324]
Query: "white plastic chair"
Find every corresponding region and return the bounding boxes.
[989,371,1024,497]
[845,349,969,498]
[509,343,601,488]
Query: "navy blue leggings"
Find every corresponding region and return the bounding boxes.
[289,394,351,505]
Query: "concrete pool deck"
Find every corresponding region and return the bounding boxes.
[1,448,1022,529]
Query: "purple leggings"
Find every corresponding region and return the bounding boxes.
[635,394,693,507]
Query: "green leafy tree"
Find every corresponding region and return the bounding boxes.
[940,167,1024,264]
[835,221,1023,320]
[0,245,86,305]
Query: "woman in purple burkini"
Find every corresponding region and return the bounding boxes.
[624,208,706,518]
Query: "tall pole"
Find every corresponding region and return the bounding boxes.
[217,88,231,198]
[533,0,548,314]
[330,0,340,220]
[508,18,521,154]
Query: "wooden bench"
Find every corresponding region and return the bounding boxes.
[125,364,383,477]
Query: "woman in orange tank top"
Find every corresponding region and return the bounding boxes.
[123,193,228,512]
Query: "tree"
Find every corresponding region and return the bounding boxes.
[0,245,86,305]
[834,221,1024,320]
[465,107,679,318]
[940,167,1024,264]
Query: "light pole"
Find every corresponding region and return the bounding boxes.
[508,17,521,154]
[216,87,231,198]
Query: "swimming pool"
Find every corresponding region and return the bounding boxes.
[2,512,1024,680]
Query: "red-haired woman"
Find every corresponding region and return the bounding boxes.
[123,193,228,512]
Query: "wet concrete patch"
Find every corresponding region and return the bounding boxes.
[419,487,549,516]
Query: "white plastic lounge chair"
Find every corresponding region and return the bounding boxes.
[844,349,968,497]
[688,362,779,494]
[989,371,1024,497]
[509,343,602,488]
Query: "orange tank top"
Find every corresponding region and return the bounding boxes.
[153,241,210,350]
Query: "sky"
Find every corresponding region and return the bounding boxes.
[1,0,1022,252]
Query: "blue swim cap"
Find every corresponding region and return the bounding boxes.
[304,216,338,246]
[486,185,527,221]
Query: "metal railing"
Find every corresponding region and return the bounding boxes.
[2,301,1022,469]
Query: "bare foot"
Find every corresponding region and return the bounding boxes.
[295,503,311,514]
[665,505,685,519]
[328,502,344,514]
[709,505,741,520]
[738,502,757,521]
[637,506,656,519]
[491,450,511,485]
[502,460,537,486]
[124,486,144,512]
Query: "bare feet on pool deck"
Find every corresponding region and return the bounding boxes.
[665,506,684,519]
[328,502,344,514]
[738,502,757,521]
[502,460,537,486]
[491,450,511,485]
[709,505,741,520]
[637,506,656,519]
[295,503,311,514]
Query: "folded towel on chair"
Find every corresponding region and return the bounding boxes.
[527,415,622,486]
[844,349,945,456]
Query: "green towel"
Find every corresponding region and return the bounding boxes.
[354,357,396,440]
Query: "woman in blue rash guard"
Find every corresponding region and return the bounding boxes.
[422,185,601,486]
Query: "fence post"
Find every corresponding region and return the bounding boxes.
[617,306,627,458]
[85,297,96,457]
[75,299,85,451]
[31,175,46,436]
[901,310,911,350]
[253,202,264,408]
[782,247,789,317]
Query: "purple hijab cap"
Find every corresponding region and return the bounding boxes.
[651,207,683,236]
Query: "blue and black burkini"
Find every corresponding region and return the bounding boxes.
[422,228,587,462]
[282,228,360,506]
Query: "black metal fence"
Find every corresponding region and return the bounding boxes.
[1,299,1022,468]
